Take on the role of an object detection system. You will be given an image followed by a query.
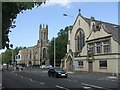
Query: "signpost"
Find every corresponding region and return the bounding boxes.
[15,54,21,61]
[14,54,21,70]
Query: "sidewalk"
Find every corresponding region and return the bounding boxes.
[67,71,118,80]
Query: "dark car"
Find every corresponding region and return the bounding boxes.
[48,67,68,78]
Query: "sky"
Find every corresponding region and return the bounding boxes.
[0,1,119,53]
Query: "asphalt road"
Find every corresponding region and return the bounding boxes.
[2,68,119,90]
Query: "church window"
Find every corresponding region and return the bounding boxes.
[75,29,85,52]
[44,32,46,39]
[29,51,32,59]
[43,48,47,58]
[78,20,80,25]
[80,31,85,50]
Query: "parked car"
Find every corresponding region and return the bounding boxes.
[48,67,68,78]
[16,65,24,70]
[40,65,52,69]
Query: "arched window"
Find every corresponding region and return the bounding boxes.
[43,48,46,58]
[29,51,32,59]
[75,29,85,52]
[80,30,85,50]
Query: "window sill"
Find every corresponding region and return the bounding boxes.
[99,67,107,69]
[78,66,83,68]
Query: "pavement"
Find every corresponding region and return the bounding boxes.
[68,71,118,80]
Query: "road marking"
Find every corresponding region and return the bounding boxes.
[30,79,33,81]
[83,86,91,89]
[39,82,45,85]
[107,76,118,79]
[82,83,112,90]
[82,83,103,89]
[111,80,116,82]
[56,85,70,90]
[90,84,103,89]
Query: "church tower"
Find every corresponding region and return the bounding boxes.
[39,24,48,65]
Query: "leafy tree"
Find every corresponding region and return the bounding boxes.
[48,38,54,65]
[48,26,72,66]
[1,46,25,64]
[2,1,46,49]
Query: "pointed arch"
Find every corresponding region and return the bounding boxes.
[66,55,73,72]
[75,28,85,52]
[43,48,47,59]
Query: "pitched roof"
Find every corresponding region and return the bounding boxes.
[83,17,120,44]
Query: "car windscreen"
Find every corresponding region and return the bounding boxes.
[55,68,64,72]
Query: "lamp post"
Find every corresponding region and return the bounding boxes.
[10,44,16,70]
[63,13,75,72]
[63,14,73,18]
[54,37,56,68]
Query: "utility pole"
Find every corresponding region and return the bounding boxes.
[12,50,14,64]
[54,37,56,68]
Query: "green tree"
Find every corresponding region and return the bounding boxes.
[2,1,46,49]
[48,26,72,66]
[1,46,25,64]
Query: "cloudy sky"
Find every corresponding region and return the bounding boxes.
[0,1,119,53]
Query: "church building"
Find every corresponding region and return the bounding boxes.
[17,24,49,66]
[62,9,120,75]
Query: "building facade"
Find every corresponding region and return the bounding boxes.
[62,9,120,74]
[17,24,49,66]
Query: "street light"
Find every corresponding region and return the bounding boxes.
[63,14,73,18]
[63,13,75,72]
[10,44,13,64]
[54,37,56,68]
[10,44,16,70]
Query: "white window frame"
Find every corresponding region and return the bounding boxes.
[78,61,83,68]
[88,43,94,53]
[96,42,102,54]
[103,40,110,53]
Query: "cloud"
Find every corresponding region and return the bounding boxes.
[42,0,71,8]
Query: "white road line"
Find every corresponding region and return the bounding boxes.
[56,85,70,90]
[82,83,103,89]
[83,86,91,89]
[39,82,45,84]
[82,83,90,86]
[29,79,33,81]
[90,84,103,89]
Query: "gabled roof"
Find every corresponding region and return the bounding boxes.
[72,10,119,44]
[84,17,119,44]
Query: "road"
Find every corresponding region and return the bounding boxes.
[2,67,119,90]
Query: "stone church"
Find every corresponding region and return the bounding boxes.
[17,24,49,66]
[62,9,120,75]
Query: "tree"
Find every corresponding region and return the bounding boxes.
[1,46,25,64]
[2,1,46,49]
[48,26,72,66]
